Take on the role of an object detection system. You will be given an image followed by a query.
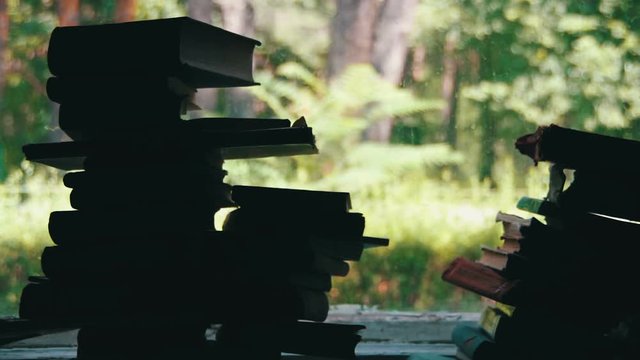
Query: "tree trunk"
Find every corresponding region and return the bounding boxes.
[188,0,214,23]
[214,0,255,118]
[478,43,496,185]
[364,0,418,142]
[57,0,79,26]
[115,0,136,23]
[371,0,417,83]
[188,0,217,118]
[411,44,427,82]
[0,0,8,100]
[0,0,7,179]
[441,30,459,148]
[327,0,380,80]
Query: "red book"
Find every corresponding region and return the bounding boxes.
[441,257,523,305]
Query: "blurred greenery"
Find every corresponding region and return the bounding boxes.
[1,0,640,315]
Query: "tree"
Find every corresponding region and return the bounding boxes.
[327,0,379,79]
[328,0,418,142]
[0,0,7,179]
[441,29,460,148]
[115,0,136,23]
[366,0,419,141]
[57,0,78,26]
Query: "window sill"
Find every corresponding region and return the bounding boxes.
[0,307,479,359]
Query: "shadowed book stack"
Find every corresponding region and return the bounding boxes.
[442,124,640,360]
[11,17,388,360]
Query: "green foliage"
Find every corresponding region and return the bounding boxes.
[0,1,57,179]
[0,168,69,314]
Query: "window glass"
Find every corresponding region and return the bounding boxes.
[1,0,638,318]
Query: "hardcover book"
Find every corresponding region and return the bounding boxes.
[441,257,524,306]
[47,17,261,88]
[22,122,318,170]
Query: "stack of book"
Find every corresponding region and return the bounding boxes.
[442,124,640,360]
[215,185,388,358]
[13,17,388,359]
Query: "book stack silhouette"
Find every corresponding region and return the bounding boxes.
[13,17,388,359]
[442,124,640,360]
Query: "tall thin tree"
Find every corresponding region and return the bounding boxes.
[115,0,136,23]
[328,0,418,142]
[327,0,379,79]
[441,29,460,148]
[366,0,418,141]
[0,0,8,179]
[0,0,8,101]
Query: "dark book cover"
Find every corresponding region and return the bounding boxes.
[19,277,330,324]
[48,210,215,247]
[47,17,261,88]
[22,125,318,171]
[451,322,511,360]
[557,169,640,222]
[222,207,366,239]
[441,257,524,306]
[230,185,352,213]
[515,124,640,173]
[46,75,195,104]
[215,321,364,359]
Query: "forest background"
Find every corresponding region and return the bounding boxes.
[1,0,639,315]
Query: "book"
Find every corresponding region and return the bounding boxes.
[215,321,365,359]
[19,278,330,323]
[556,169,640,221]
[230,185,352,213]
[60,105,293,141]
[498,236,520,253]
[478,305,508,341]
[215,231,351,277]
[39,242,335,291]
[494,211,530,239]
[47,17,261,88]
[22,123,318,170]
[516,196,561,218]
[441,257,524,306]
[478,305,615,359]
[57,102,184,138]
[38,245,198,283]
[450,322,511,360]
[476,245,531,279]
[446,125,640,359]
[514,123,640,172]
[75,323,210,359]
[62,167,228,191]
[222,207,366,239]
[46,75,196,104]
[67,182,233,212]
[48,210,215,247]
[221,211,382,261]
[476,245,509,271]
